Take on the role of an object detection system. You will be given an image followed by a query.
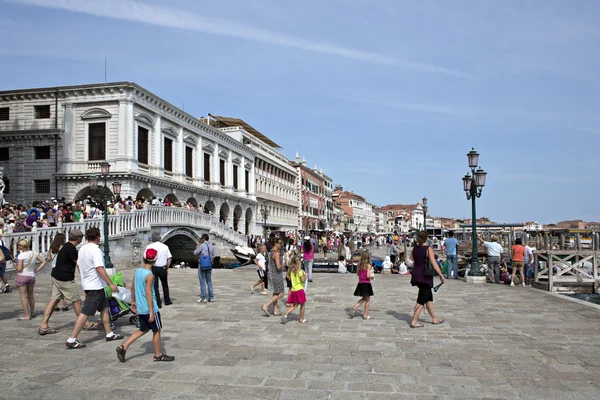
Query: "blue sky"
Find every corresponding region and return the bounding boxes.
[2,0,599,224]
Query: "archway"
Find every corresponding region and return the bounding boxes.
[186,197,198,208]
[164,193,178,205]
[161,228,203,268]
[245,207,253,235]
[137,188,154,201]
[204,200,216,214]
[75,185,113,202]
[219,202,230,225]
[233,205,243,232]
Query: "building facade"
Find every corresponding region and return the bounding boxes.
[332,186,374,233]
[0,82,258,233]
[203,115,298,235]
[293,156,328,232]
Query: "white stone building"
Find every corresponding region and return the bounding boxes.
[202,115,298,235]
[0,82,258,234]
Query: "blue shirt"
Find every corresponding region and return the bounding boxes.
[134,268,159,315]
[444,238,458,256]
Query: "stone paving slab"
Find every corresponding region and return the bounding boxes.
[1,265,600,399]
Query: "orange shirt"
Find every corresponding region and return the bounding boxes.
[512,245,525,262]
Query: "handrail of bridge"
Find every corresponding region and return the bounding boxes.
[1,206,248,269]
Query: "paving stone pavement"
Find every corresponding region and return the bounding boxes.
[2,264,600,400]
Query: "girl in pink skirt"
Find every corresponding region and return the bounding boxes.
[281,256,307,324]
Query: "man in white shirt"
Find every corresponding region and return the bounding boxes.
[65,227,122,349]
[524,242,534,286]
[145,232,173,307]
[479,234,503,284]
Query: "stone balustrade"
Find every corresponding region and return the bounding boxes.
[1,206,247,269]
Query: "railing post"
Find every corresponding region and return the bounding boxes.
[548,251,553,292]
[534,251,539,283]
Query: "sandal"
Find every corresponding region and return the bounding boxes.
[299,319,308,324]
[116,345,127,363]
[83,321,101,331]
[38,327,59,335]
[17,316,31,321]
[432,319,445,325]
[153,354,175,362]
[410,323,425,328]
[61,307,69,312]
[261,305,270,317]
[363,315,374,320]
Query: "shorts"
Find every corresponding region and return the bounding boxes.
[0,262,6,277]
[256,269,265,281]
[51,279,80,303]
[139,312,162,333]
[81,289,107,316]
[15,275,35,287]
[513,261,524,269]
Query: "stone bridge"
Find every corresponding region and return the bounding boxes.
[2,206,247,270]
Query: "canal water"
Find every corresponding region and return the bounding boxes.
[564,293,600,305]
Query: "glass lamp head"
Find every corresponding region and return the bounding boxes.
[90,175,99,190]
[462,173,472,192]
[474,168,487,187]
[112,181,122,195]
[467,148,479,169]
[100,162,111,177]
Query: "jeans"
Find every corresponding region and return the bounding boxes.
[303,260,313,281]
[198,269,213,300]
[446,254,458,279]
[488,256,501,283]
[152,266,171,307]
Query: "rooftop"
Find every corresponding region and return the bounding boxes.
[206,114,281,149]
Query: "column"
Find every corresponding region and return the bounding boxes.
[240,156,246,192]
[227,150,234,193]
[213,142,220,190]
[249,160,256,200]
[117,100,127,158]
[196,137,202,186]
[177,127,184,181]
[153,115,162,176]
[125,101,134,160]
[62,103,76,167]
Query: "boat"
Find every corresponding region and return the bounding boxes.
[230,246,256,266]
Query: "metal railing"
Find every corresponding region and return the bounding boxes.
[1,206,247,269]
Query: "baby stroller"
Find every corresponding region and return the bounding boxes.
[104,272,139,330]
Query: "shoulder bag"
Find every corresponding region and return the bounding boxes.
[199,243,213,271]
[424,246,436,277]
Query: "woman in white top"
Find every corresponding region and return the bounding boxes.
[47,233,68,311]
[15,239,47,320]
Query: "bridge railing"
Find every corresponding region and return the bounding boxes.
[1,206,247,269]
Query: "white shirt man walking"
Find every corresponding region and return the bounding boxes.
[145,232,173,307]
[65,227,123,349]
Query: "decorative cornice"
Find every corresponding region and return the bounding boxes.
[134,112,155,127]
[55,172,258,205]
[0,129,63,140]
[81,108,112,120]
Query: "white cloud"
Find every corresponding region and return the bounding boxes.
[9,0,473,78]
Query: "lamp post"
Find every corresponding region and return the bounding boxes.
[462,148,487,276]
[422,197,428,234]
[90,162,121,270]
[260,204,269,242]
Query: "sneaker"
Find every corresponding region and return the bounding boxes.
[154,354,175,362]
[197,298,207,303]
[4,284,9,293]
[510,282,515,287]
[66,339,86,349]
[208,298,214,302]
[522,283,526,287]
[116,345,127,362]
[281,314,288,324]
[105,333,124,341]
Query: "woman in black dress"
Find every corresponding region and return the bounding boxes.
[410,231,445,328]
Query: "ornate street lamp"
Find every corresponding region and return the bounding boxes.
[422,197,428,234]
[462,148,487,276]
[260,204,270,242]
[90,162,121,270]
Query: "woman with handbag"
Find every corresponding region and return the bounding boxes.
[261,238,285,317]
[409,231,445,328]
